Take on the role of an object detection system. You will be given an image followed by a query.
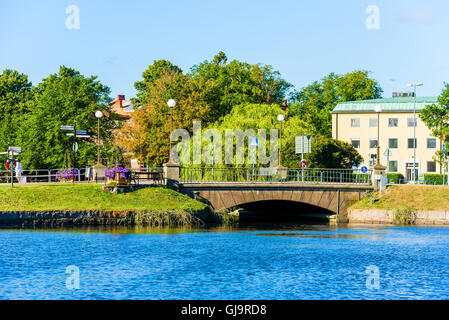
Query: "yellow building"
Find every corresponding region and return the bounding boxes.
[331,96,441,181]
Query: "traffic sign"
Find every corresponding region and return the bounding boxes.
[300,159,309,168]
[8,147,21,154]
[60,125,74,131]
[249,138,258,148]
[295,136,311,154]
[361,166,368,173]
[76,130,87,135]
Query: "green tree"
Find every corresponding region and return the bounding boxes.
[0,70,33,161]
[18,66,115,169]
[307,136,363,169]
[123,53,292,165]
[190,51,292,120]
[419,83,449,172]
[290,70,382,137]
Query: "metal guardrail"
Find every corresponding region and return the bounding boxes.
[179,167,372,185]
[0,167,164,184]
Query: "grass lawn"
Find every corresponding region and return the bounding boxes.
[0,184,207,212]
[352,185,449,211]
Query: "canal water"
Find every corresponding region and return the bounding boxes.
[1,223,449,300]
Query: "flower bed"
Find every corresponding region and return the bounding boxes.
[56,169,79,182]
[105,165,131,185]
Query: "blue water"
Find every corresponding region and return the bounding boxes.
[1,224,449,300]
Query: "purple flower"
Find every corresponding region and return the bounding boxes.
[105,165,131,179]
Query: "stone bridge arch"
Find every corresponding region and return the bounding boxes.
[180,183,373,216]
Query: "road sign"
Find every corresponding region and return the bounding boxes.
[361,166,368,173]
[60,125,74,131]
[249,138,258,148]
[76,130,87,135]
[300,159,309,168]
[72,142,78,153]
[295,136,311,154]
[8,147,21,154]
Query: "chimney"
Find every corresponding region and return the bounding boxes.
[117,95,125,107]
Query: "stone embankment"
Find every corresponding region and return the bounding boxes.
[348,209,449,225]
[0,208,237,227]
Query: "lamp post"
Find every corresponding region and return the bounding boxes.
[277,114,285,167]
[167,99,176,163]
[95,110,103,166]
[374,104,382,166]
[407,82,423,183]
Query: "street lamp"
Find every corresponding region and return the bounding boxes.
[277,114,285,167]
[407,82,423,183]
[374,104,382,166]
[95,110,103,166]
[167,99,176,162]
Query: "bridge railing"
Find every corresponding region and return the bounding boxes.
[179,167,372,185]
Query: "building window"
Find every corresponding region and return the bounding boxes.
[351,118,360,127]
[369,118,378,128]
[388,118,398,127]
[427,138,437,149]
[351,139,360,149]
[408,138,417,149]
[427,161,437,173]
[388,161,398,172]
[407,118,417,127]
[369,139,378,149]
[388,138,398,149]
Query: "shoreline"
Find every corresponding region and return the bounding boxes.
[346,209,449,225]
[0,208,238,227]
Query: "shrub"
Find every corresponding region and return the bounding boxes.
[392,207,416,225]
[423,174,445,185]
[387,173,404,184]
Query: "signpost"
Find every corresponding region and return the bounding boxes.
[60,121,90,184]
[249,138,258,180]
[295,136,311,182]
[1,143,22,187]
[249,138,258,170]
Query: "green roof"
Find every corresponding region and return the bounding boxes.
[331,97,438,113]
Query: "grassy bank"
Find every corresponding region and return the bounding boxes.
[352,185,449,211]
[0,184,207,212]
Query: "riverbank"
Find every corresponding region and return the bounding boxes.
[0,184,233,226]
[347,185,449,225]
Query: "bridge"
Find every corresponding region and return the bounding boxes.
[166,166,374,217]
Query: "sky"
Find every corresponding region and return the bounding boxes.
[1,0,448,100]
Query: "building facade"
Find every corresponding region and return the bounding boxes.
[331,96,441,180]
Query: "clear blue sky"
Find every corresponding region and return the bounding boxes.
[1,0,448,100]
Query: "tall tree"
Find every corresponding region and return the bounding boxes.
[121,53,292,165]
[0,70,33,158]
[420,83,449,172]
[190,51,292,120]
[18,66,114,169]
[116,72,211,166]
[290,70,383,137]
